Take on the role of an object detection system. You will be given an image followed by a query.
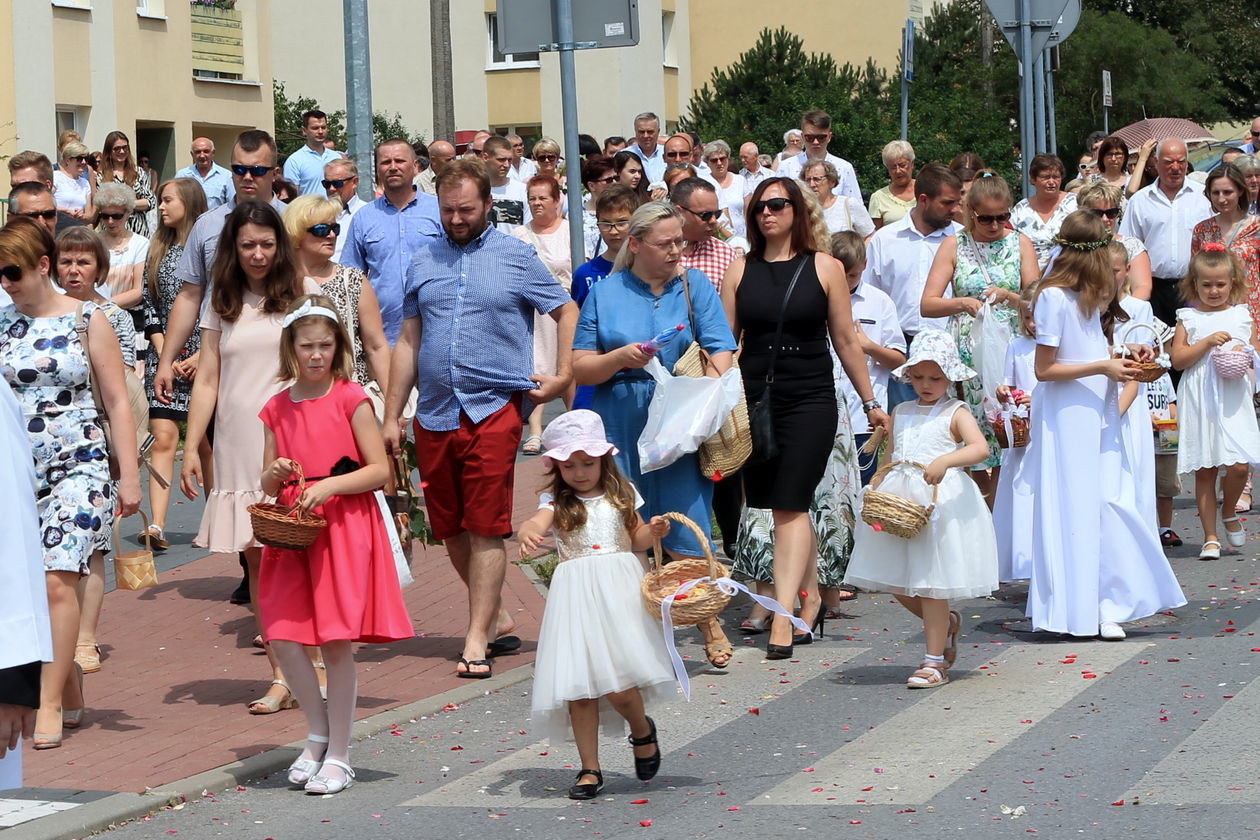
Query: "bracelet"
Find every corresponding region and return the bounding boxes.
[861,399,881,413]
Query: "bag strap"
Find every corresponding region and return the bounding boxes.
[962,232,996,290]
[74,302,104,410]
[678,269,714,371]
[764,254,810,385]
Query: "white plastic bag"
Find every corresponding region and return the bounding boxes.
[970,299,1013,408]
[638,357,743,473]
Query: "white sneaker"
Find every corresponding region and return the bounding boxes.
[1099,621,1126,641]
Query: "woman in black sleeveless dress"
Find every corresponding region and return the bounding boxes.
[721,177,891,658]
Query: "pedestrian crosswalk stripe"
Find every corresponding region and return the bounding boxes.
[753,642,1144,806]
[1122,671,1260,805]
[398,646,870,809]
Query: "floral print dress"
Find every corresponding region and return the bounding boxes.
[950,231,1023,469]
[1011,193,1077,271]
[142,245,200,416]
[1192,215,1260,328]
[0,304,113,574]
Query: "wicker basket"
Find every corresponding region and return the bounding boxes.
[993,413,1029,449]
[860,460,939,539]
[1116,322,1169,383]
[248,463,328,551]
[640,512,731,626]
[113,511,158,591]
[675,344,752,479]
[1212,346,1253,379]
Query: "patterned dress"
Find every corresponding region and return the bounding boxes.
[318,264,371,385]
[0,304,114,574]
[949,231,1023,469]
[1011,192,1078,271]
[1191,215,1260,328]
[142,245,200,417]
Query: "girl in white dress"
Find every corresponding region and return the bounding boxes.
[517,410,676,801]
[1170,246,1260,560]
[845,329,999,689]
[1024,212,1185,640]
[994,292,1038,582]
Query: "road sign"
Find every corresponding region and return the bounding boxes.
[1102,70,1113,107]
[1049,0,1080,45]
[496,0,639,54]
[984,0,1071,60]
[903,19,915,82]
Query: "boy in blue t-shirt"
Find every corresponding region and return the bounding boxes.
[572,184,641,409]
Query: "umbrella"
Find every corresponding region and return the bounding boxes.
[1112,118,1217,149]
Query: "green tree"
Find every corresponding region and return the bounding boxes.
[273,80,424,159]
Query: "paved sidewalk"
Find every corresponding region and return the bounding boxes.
[20,457,553,797]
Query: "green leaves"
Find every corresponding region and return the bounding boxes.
[272,80,424,159]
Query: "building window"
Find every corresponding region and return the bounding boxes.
[662,11,677,68]
[136,0,167,17]
[191,2,245,80]
[486,13,540,70]
[56,107,88,139]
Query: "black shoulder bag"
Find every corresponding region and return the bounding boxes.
[746,254,809,465]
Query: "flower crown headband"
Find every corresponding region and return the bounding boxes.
[1051,234,1112,252]
[1201,241,1227,253]
[281,299,339,329]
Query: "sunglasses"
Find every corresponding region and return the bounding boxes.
[231,164,272,177]
[974,212,1011,225]
[1087,207,1121,219]
[70,155,90,163]
[321,178,348,190]
[0,264,22,282]
[679,205,721,222]
[111,145,130,153]
[706,155,729,164]
[20,208,59,220]
[752,197,792,214]
[1077,162,1095,171]
[1252,130,1260,137]
[802,133,829,143]
[535,154,558,162]
[663,150,691,160]
[307,223,341,238]
[98,211,127,221]
[591,175,617,185]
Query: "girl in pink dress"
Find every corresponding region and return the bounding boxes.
[259,294,413,795]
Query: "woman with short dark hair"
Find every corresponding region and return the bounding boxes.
[1011,153,1077,271]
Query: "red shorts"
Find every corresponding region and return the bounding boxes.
[415,395,523,541]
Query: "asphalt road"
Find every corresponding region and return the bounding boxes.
[93,496,1260,840]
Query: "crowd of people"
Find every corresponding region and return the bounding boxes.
[3,103,1260,800]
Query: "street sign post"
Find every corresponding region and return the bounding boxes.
[901,19,914,141]
[496,0,640,270]
[1102,69,1113,133]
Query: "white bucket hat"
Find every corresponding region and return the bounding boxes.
[540,410,620,467]
[891,328,977,383]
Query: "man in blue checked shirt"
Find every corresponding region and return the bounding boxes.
[384,159,578,680]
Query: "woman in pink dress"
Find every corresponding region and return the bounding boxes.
[260,294,412,795]
[180,200,320,714]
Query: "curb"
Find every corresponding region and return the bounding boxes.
[10,661,537,840]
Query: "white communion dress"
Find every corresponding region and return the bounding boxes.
[845,398,999,600]
[994,335,1038,582]
[1116,297,1160,531]
[529,491,677,743]
[1023,287,1185,636]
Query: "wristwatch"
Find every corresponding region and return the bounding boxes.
[861,399,881,414]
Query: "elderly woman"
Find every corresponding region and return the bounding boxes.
[1234,154,1260,215]
[513,175,575,454]
[573,201,739,669]
[531,137,565,191]
[702,140,746,236]
[722,178,890,658]
[53,141,96,222]
[1077,181,1152,300]
[95,183,150,338]
[922,173,1039,502]
[800,160,875,238]
[0,217,141,748]
[98,130,154,237]
[1011,153,1078,271]
[868,140,917,229]
[283,194,391,400]
[773,129,804,171]
[1095,136,1131,191]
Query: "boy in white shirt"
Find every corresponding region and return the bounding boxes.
[1147,372,1182,547]
[830,231,906,485]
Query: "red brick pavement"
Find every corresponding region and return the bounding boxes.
[25,459,552,794]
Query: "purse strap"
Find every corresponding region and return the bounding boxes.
[74,301,104,411]
[678,268,714,370]
[763,254,810,385]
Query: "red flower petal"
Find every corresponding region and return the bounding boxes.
[630,799,649,804]
[748,707,760,715]
[640,820,653,827]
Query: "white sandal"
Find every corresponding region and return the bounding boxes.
[287,734,329,786]
[1222,516,1246,548]
[906,661,949,689]
[1199,540,1222,561]
[305,758,355,795]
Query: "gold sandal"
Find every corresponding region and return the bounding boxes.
[248,680,299,715]
[907,661,949,689]
[75,642,102,673]
[703,639,733,669]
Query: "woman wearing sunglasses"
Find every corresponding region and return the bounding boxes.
[721,177,891,659]
[53,141,96,222]
[531,138,566,192]
[94,183,151,344]
[922,172,1040,505]
[1077,181,1153,300]
[283,194,391,404]
[97,130,155,237]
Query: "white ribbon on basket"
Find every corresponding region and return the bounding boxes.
[660,576,810,700]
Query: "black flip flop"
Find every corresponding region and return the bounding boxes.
[487,635,522,657]
[456,657,493,679]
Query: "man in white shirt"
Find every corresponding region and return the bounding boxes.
[174,137,234,210]
[324,158,366,262]
[1119,138,1212,327]
[628,112,666,183]
[776,109,863,204]
[862,163,963,406]
[506,134,538,183]
[485,135,530,232]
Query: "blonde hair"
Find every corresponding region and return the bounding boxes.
[283,194,342,247]
[796,186,832,254]
[1108,240,1131,296]
[964,172,1013,234]
[829,230,866,272]
[1034,210,1126,336]
[612,201,684,274]
[532,137,561,158]
[60,141,90,161]
[1181,247,1247,306]
[277,295,354,382]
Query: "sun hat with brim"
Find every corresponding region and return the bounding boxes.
[540,409,620,468]
[891,328,977,383]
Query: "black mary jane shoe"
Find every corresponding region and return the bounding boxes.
[628,717,662,781]
[568,768,604,800]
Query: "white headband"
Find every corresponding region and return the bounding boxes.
[281,299,339,329]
